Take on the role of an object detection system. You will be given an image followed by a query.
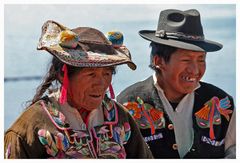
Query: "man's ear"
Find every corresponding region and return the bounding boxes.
[153,55,166,71]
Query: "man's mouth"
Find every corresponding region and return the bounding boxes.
[182,76,197,82]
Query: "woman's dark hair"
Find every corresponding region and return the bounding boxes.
[149,42,177,71]
[30,57,79,105]
[30,57,116,105]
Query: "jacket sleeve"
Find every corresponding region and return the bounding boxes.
[4,102,51,158]
[224,109,236,158]
[124,112,153,158]
[4,131,29,158]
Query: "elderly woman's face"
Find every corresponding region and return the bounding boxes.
[67,67,113,111]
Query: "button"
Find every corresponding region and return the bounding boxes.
[158,121,164,128]
[172,144,178,150]
[168,124,174,130]
[191,148,196,152]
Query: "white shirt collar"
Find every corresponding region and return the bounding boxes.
[152,73,199,158]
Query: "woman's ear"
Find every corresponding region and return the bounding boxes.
[57,73,63,84]
[153,55,166,71]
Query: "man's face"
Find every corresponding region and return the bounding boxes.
[157,49,206,102]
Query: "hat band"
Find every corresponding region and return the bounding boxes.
[155,30,205,41]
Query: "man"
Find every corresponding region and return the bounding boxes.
[117,9,235,158]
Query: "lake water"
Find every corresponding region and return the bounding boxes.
[4,4,236,130]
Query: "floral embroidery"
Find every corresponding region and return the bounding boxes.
[123,122,131,143]
[38,97,131,158]
[124,102,141,119]
[42,101,70,130]
[38,129,61,157]
[195,96,232,140]
[102,99,116,122]
[92,123,130,158]
[123,96,165,135]
[66,127,94,158]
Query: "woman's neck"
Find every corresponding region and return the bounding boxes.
[78,108,91,124]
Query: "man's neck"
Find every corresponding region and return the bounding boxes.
[165,92,185,103]
[156,75,185,103]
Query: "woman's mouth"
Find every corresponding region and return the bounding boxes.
[89,94,102,98]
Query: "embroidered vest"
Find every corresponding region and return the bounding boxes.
[117,77,234,158]
[38,96,131,158]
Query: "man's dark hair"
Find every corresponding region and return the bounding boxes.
[149,42,177,71]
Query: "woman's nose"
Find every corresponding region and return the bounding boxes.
[92,77,105,87]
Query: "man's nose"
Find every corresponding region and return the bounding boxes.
[187,62,200,75]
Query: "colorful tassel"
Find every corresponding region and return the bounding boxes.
[59,64,69,104]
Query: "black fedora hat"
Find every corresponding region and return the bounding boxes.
[139,9,222,52]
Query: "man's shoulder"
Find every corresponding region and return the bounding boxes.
[198,81,233,99]
[117,76,153,102]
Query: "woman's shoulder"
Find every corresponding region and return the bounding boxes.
[5,99,55,138]
[4,98,59,158]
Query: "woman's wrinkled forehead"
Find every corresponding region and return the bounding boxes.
[77,67,115,74]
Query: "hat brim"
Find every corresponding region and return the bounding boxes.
[139,30,222,52]
[42,45,137,70]
[37,20,136,70]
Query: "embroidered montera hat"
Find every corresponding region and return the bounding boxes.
[37,20,136,70]
[139,9,222,52]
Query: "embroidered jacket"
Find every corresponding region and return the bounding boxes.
[4,94,152,159]
[117,76,235,158]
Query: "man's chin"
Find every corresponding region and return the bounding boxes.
[183,87,197,94]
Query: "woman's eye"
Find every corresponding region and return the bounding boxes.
[181,59,190,62]
[87,73,95,76]
[104,72,111,76]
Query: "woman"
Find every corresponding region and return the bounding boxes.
[4,20,153,159]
